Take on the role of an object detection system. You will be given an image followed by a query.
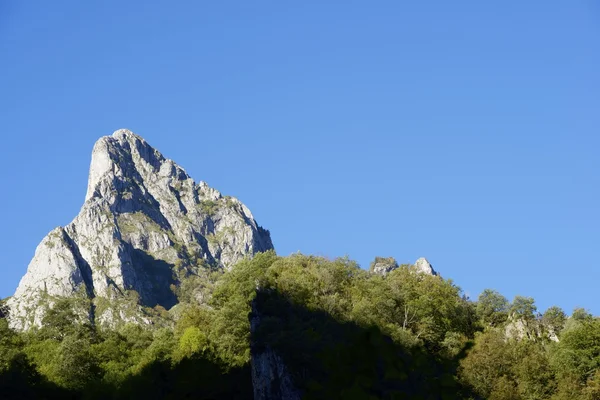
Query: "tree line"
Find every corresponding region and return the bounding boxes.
[0,251,598,399]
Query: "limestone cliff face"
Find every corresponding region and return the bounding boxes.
[7,129,273,330]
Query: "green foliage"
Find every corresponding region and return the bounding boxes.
[573,308,594,322]
[477,289,509,327]
[383,265,476,347]
[543,306,567,335]
[459,330,556,399]
[0,351,64,399]
[0,319,21,370]
[550,318,600,384]
[368,256,397,271]
[54,335,101,390]
[199,199,219,216]
[176,327,209,360]
[510,296,537,321]
[459,329,514,397]
[252,289,470,398]
[39,298,88,340]
[0,252,599,398]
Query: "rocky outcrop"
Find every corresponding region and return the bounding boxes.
[370,257,438,276]
[7,129,273,330]
[413,257,437,276]
[504,317,560,343]
[369,257,399,275]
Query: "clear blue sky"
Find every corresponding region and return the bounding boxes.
[1,1,598,315]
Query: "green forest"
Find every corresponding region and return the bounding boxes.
[1,251,598,399]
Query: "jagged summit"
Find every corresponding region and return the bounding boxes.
[7,129,273,330]
[86,129,190,202]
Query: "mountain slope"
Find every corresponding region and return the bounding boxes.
[7,129,273,330]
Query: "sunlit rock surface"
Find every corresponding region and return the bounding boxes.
[370,256,438,276]
[7,129,273,330]
[413,257,437,276]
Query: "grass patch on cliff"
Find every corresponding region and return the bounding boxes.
[198,200,219,217]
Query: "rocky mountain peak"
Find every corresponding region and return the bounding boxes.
[85,129,189,202]
[7,129,273,330]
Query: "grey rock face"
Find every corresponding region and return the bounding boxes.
[369,257,399,275]
[7,129,273,330]
[370,257,438,276]
[413,257,437,276]
[505,316,559,343]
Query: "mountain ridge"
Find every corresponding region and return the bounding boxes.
[7,129,273,330]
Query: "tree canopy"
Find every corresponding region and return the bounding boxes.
[0,251,597,399]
